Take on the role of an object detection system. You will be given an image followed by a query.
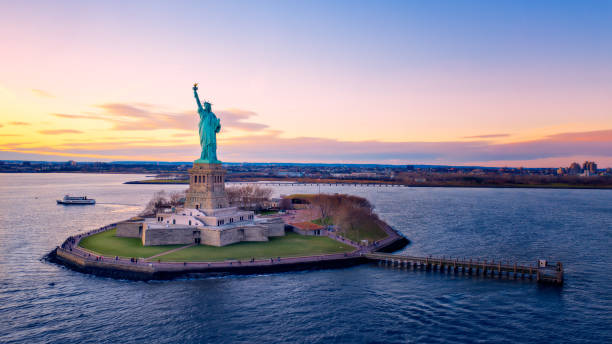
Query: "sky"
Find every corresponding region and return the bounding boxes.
[0,0,611,167]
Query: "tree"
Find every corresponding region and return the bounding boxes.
[225,186,242,206]
[279,197,293,210]
[168,191,185,206]
[310,194,341,220]
[139,189,187,216]
[332,201,370,240]
[224,185,273,210]
[140,190,168,216]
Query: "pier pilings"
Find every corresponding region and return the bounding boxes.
[365,253,563,285]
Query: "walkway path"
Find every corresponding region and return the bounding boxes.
[145,243,195,261]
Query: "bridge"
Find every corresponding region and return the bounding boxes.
[228,182,406,187]
[363,253,564,285]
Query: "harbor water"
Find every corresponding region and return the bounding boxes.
[0,173,611,343]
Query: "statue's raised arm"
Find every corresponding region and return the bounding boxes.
[193,83,203,111]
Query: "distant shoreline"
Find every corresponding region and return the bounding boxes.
[2,172,610,190]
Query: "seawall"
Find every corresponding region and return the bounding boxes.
[48,248,371,281]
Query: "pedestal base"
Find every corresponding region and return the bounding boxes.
[184,162,229,209]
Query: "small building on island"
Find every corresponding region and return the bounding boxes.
[290,222,324,236]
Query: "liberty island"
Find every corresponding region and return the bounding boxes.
[46,85,407,279]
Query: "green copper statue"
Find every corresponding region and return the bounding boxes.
[193,83,221,164]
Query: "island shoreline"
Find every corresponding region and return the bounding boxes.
[46,220,409,281]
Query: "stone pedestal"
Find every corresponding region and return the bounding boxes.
[185,163,229,210]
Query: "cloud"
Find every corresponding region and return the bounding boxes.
[546,129,612,142]
[89,103,270,133]
[7,127,612,165]
[5,128,612,167]
[53,113,109,121]
[217,109,269,131]
[52,104,270,133]
[8,122,30,126]
[463,133,510,139]
[39,129,83,135]
[32,89,54,98]
[215,128,612,165]
[96,103,196,131]
[11,105,612,167]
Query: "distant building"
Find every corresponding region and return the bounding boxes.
[290,222,324,236]
[582,161,598,173]
[568,162,582,175]
[276,171,304,177]
[263,198,281,209]
[331,172,378,179]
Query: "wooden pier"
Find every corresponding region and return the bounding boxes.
[363,253,564,285]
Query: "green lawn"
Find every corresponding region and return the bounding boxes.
[313,216,387,242]
[155,232,354,262]
[341,218,389,242]
[79,228,184,258]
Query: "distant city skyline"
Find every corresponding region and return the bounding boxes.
[1,1,611,167]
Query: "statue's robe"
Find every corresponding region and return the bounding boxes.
[198,108,221,162]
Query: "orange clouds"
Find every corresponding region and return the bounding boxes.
[38,129,83,135]
[31,89,54,98]
[546,130,612,142]
[53,104,269,133]
[463,134,510,139]
[3,127,611,167]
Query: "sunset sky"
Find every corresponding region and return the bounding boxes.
[1,0,611,167]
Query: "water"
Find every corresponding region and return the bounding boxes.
[1,174,611,343]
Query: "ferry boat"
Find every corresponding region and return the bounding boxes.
[56,195,96,205]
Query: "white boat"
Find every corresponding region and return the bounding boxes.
[56,195,96,205]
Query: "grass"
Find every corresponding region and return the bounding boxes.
[155,232,354,262]
[341,217,388,242]
[312,216,387,242]
[79,228,184,258]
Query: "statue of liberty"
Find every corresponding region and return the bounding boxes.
[193,83,221,163]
